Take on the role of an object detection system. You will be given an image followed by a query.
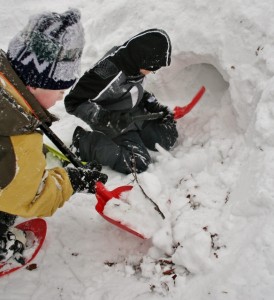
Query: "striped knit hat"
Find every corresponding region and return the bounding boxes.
[7,9,85,90]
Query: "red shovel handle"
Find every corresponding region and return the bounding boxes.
[173,86,206,119]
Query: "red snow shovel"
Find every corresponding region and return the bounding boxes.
[173,86,206,119]
[95,182,146,239]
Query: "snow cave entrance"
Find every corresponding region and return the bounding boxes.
[148,62,230,111]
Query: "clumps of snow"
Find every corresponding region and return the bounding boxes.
[103,172,165,239]
[172,230,212,274]
[254,77,274,147]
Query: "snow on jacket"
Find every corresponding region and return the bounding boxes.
[0,61,73,218]
[64,29,172,137]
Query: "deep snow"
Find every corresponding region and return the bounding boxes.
[1,0,274,299]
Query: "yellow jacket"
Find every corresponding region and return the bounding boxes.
[0,61,73,218]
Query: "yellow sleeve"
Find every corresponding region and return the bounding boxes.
[26,167,74,217]
[0,133,73,218]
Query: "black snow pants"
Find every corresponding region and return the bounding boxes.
[78,118,178,174]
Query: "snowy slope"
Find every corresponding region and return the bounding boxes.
[1,0,274,299]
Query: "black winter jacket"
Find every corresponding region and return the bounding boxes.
[65,29,172,137]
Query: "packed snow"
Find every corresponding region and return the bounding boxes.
[1,0,274,299]
[102,173,165,239]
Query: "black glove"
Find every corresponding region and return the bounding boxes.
[141,92,174,122]
[84,161,103,172]
[66,166,108,194]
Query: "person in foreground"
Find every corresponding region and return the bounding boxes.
[0,9,107,265]
[65,28,178,175]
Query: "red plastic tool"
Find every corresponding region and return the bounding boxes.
[173,86,206,119]
[95,182,146,239]
[0,218,47,277]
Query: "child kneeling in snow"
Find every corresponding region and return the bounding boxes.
[65,29,178,174]
[0,9,107,265]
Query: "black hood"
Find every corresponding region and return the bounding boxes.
[108,28,172,76]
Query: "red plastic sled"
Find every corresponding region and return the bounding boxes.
[95,182,146,239]
[0,218,47,277]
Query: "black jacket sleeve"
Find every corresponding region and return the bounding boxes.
[64,69,111,114]
[64,67,118,126]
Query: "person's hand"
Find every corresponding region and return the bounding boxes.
[141,92,174,122]
[84,161,103,172]
[66,165,108,194]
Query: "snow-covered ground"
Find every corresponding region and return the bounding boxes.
[1,0,274,299]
